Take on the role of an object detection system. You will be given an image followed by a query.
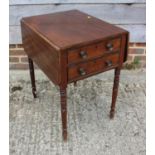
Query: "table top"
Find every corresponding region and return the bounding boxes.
[21,10,127,51]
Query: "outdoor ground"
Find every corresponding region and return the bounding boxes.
[9,69,145,155]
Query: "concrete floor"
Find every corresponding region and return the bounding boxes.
[9,69,145,155]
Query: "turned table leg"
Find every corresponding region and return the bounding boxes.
[60,86,67,141]
[28,57,37,98]
[110,67,121,119]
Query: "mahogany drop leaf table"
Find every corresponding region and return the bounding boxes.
[21,10,129,141]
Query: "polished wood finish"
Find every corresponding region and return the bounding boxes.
[68,53,119,82]
[21,21,61,85]
[21,10,128,50]
[60,86,67,141]
[110,67,121,118]
[68,37,121,64]
[21,10,129,141]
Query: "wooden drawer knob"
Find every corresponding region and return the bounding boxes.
[79,51,87,59]
[105,60,113,67]
[78,68,86,76]
[106,43,113,51]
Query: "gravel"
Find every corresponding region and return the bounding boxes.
[9,69,145,155]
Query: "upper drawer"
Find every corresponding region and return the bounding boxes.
[68,37,121,64]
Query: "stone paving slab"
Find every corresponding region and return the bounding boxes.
[9,69,145,155]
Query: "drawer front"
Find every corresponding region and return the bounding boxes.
[68,37,121,64]
[68,53,119,82]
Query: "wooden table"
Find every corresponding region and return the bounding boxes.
[21,10,129,141]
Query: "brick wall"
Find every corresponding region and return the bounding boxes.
[127,43,146,68]
[9,43,146,70]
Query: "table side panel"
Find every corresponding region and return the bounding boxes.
[118,32,129,66]
[123,32,129,62]
[21,21,61,85]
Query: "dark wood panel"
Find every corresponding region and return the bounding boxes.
[68,37,121,64]
[68,53,119,81]
[21,10,128,51]
[21,21,61,85]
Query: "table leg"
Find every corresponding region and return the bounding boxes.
[74,81,77,86]
[110,67,121,119]
[28,57,37,98]
[60,86,67,141]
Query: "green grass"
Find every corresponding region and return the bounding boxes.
[124,57,141,70]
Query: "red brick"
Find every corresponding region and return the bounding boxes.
[9,63,29,70]
[21,57,28,63]
[134,56,146,61]
[129,48,145,54]
[9,50,26,56]
[135,43,146,47]
[9,57,19,62]
[129,43,135,47]
[16,44,23,48]
[9,44,16,48]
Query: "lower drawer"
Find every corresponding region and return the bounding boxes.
[68,53,119,82]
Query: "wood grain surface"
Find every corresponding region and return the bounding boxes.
[21,10,128,50]
[68,53,119,82]
[68,37,121,64]
[21,21,61,85]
